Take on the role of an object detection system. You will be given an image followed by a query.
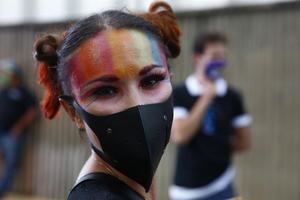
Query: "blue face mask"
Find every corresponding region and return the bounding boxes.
[205,60,226,80]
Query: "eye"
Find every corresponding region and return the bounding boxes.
[140,74,166,89]
[94,86,118,97]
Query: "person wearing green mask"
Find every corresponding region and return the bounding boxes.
[0,59,36,198]
[0,60,15,89]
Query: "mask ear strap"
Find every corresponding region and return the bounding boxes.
[59,95,114,164]
[58,95,74,105]
[90,143,118,166]
[59,95,117,166]
[58,95,85,110]
[59,95,86,113]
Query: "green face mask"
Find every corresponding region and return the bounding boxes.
[0,60,17,89]
[0,72,12,89]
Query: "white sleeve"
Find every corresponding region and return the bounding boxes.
[232,114,252,128]
[173,107,189,120]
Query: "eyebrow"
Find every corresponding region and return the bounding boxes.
[139,64,163,76]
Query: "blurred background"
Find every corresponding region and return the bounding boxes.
[0,0,299,199]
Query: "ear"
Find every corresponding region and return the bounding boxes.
[59,98,85,131]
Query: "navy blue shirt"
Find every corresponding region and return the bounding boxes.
[0,86,36,132]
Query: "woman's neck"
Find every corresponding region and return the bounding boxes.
[78,151,148,199]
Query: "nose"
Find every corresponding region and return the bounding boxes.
[124,84,144,108]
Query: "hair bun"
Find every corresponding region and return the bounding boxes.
[149,1,173,13]
[140,1,181,58]
[34,35,61,66]
[34,34,64,119]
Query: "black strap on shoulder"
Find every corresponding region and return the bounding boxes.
[74,173,107,188]
[70,172,144,200]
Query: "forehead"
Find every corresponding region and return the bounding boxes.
[205,42,226,52]
[68,29,167,85]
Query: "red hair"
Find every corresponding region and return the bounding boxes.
[139,1,181,58]
[34,35,64,119]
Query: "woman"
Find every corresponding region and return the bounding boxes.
[34,1,180,199]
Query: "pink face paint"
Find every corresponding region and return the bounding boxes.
[67,29,168,102]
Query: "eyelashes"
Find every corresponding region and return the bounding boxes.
[93,86,117,97]
[140,73,167,89]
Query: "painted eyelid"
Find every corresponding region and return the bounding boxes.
[80,84,118,99]
[79,75,120,92]
[139,67,168,78]
[140,74,167,88]
[94,86,118,95]
[140,64,167,74]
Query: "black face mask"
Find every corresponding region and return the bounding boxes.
[61,95,173,191]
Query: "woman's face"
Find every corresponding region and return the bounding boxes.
[67,29,172,128]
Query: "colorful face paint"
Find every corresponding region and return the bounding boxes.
[68,29,168,103]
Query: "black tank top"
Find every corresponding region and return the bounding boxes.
[68,172,144,200]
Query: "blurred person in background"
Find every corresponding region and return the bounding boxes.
[169,32,252,200]
[34,1,180,199]
[0,59,36,198]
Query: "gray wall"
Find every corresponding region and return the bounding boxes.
[0,2,299,199]
[158,2,300,200]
